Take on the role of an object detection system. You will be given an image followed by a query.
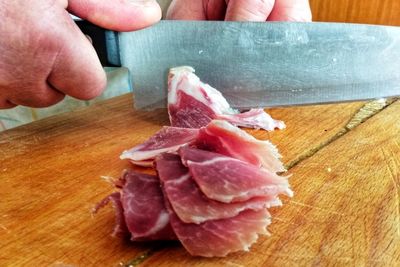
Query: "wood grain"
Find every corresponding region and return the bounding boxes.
[142,101,400,267]
[0,94,366,266]
[310,0,400,26]
[0,96,169,266]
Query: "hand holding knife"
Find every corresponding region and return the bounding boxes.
[0,0,312,109]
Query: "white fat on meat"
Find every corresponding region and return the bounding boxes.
[168,66,285,130]
[218,108,286,131]
[168,66,234,114]
[120,126,199,163]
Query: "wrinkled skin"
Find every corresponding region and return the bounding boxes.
[0,0,161,108]
[167,0,312,22]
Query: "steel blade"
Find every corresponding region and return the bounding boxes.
[115,21,400,109]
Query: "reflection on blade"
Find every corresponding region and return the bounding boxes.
[116,21,400,109]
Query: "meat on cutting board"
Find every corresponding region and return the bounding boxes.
[120,126,199,166]
[119,171,176,240]
[195,120,285,172]
[155,153,275,224]
[165,200,271,258]
[98,149,288,256]
[98,171,177,241]
[179,146,292,203]
[168,66,285,130]
[94,192,128,237]
[97,66,291,257]
[121,120,284,171]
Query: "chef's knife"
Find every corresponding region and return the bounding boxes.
[80,20,400,110]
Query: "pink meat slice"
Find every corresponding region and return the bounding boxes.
[195,120,285,172]
[93,192,128,237]
[165,199,271,257]
[120,126,199,164]
[155,153,277,224]
[168,90,217,129]
[179,146,293,203]
[168,66,285,130]
[218,108,286,132]
[120,170,176,240]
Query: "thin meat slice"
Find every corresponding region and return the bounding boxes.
[155,153,277,224]
[120,171,176,240]
[196,120,285,172]
[179,146,293,203]
[93,192,128,237]
[120,126,199,165]
[165,199,271,257]
[168,66,234,128]
[218,108,286,132]
[168,89,217,128]
[168,66,285,130]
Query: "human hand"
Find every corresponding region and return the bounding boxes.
[0,0,161,109]
[167,0,311,22]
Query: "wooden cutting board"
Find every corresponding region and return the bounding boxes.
[1,94,399,266]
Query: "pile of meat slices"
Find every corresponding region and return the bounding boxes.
[96,66,292,257]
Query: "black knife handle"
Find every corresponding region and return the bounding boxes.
[74,20,121,67]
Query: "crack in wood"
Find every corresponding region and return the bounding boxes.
[285,128,347,170]
[285,98,398,170]
[345,98,397,130]
[121,247,160,267]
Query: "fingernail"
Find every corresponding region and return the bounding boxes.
[85,34,93,44]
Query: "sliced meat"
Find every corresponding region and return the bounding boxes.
[168,66,285,130]
[179,146,293,203]
[120,171,176,240]
[218,108,286,131]
[120,126,198,165]
[93,192,128,237]
[168,66,233,129]
[165,199,271,257]
[168,90,216,128]
[195,120,285,172]
[155,153,277,224]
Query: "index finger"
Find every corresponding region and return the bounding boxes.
[68,0,162,31]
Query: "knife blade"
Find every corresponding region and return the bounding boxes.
[104,21,400,110]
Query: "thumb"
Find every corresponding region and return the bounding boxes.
[68,0,162,31]
[225,0,275,21]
